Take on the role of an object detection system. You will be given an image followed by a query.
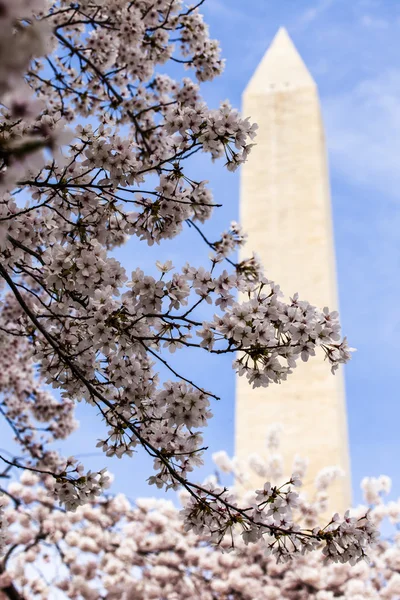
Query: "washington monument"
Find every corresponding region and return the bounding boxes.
[235,28,351,513]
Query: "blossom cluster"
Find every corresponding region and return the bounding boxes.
[0,434,392,599]
[52,460,111,511]
[361,475,392,506]
[0,495,7,557]
[181,474,376,566]
[0,294,78,465]
[0,0,71,198]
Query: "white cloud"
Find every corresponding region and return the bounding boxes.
[323,69,400,195]
[297,0,334,26]
[361,14,389,29]
[203,0,254,23]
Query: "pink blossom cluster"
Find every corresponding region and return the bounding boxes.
[0,435,396,600]
[52,460,111,511]
[0,498,7,558]
[180,429,377,566]
[0,294,78,463]
[0,0,71,197]
[0,0,363,561]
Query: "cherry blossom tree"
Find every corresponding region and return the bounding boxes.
[0,429,395,600]
[0,0,372,563]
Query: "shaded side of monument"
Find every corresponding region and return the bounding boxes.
[235,27,351,514]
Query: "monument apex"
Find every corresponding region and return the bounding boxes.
[244,27,315,95]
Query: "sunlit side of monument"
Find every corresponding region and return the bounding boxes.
[235,28,351,514]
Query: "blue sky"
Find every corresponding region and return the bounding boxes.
[2,0,400,508]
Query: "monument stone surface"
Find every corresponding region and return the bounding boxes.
[235,27,351,513]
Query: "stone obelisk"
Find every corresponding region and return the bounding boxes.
[235,28,351,513]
